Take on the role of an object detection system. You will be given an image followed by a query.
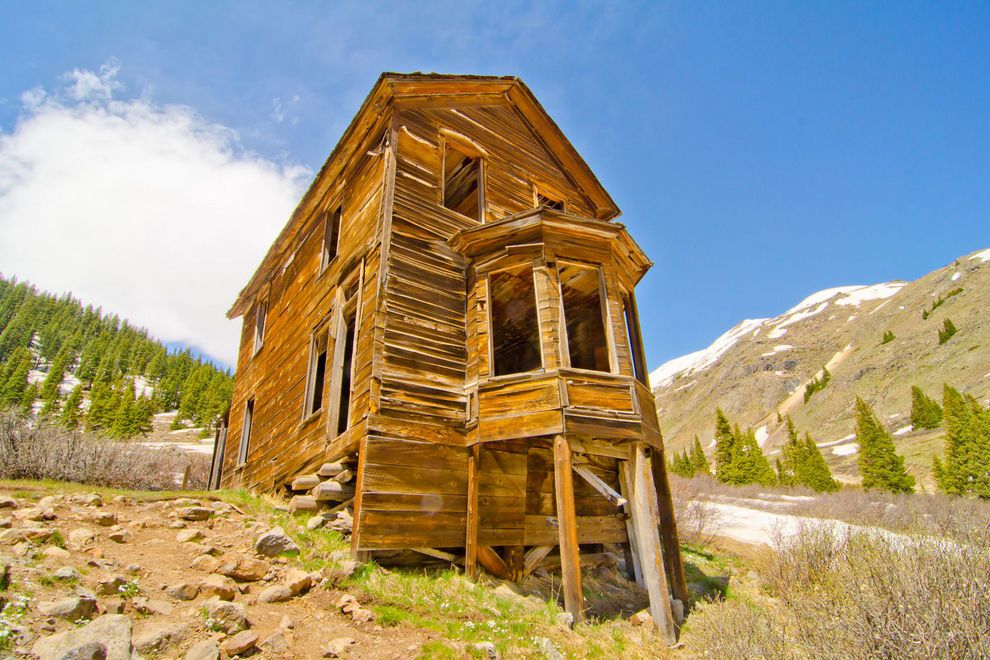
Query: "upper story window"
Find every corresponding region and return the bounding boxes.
[558,262,610,372]
[622,292,649,384]
[238,398,254,465]
[489,264,541,376]
[443,140,482,220]
[253,300,267,355]
[536,189,565,211]
[321,205,342,271]
[304,326,329,417]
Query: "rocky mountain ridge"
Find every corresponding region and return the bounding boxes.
[651,248,990,487]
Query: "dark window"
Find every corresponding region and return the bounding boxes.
[305,330,329,416]
[335,309,357,435]
[559,263,610,372]
[238,399,254,465]
[537,192,565,211]
[490,264,541,376]
[322,206,342,270]
[253,302,267,354]
[623,293,648,383]
[443,143,481,219]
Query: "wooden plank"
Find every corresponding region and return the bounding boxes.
[652,449,689,607]
[319,461,349,477]
[312,480,356,501]
[465,445,480,579]
[476,545,509,580]
[351,436,369,559]
[572,464,626,507]
[524,515,628,546]
[618,460,643,586]
[553,435,584,624]
[290,474,321,491]
[412,548,464,564]
[522,545,554,577]
[630,444,676,644]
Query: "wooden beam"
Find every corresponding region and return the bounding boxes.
[505,545,525,582]
[476,545,509,579]
[411,548,464,564]
[465,445,480,579]
[522,545,554,577]
[350,436,368,561]
[553,434,584,624]
[617,460,643,586]
[652,449,689,606]
[572,463,627,507]
[630,443,676,644]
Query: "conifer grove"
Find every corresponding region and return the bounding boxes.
[0,275,233,438]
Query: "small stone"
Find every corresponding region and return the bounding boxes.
[335,594,358,612]
[350,608,374,623]
[166,581,199,601]
[96,575,128,596]
[306,515,326,531]
[184,639,220,660]
[258,584,293,603]
[203,597,249,633]
[325,560,358,586]
[176,528,204,543]
[254,527,299,557]
[107,529,130,543]
[126,564,141,574]
[323,637,356,658]
[53,566,80,580]
[133,622,189,654]
[215,555,269,582]
[80,493,104,507]
[328,510,353,533]
[199,574,237,601]
[0,517,11,528]
[191,555,221,573]
[474,641,499,659]
[132,597,173,616]
[177,506,213,521]
[104,599,125,614]
[670,597,685,625]
[0,496,17,509]
[260,631,289,655]
[36,594,98,620]
[69,528,96,546]
[534,637,564,660]
[42,545,72,561]
[630,609,655,628]
[279,614,295,630]
[223,629,259,656]
[555,612,574,629]
[93,512,117,526]
[285,568,311,595]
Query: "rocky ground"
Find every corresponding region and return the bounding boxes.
[0,486,437,659]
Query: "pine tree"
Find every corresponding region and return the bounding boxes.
[713,409,737,483]
[936,384,990,498]
[735,427,777,486]
[938,318,957,344]
[690,436,711,476]
[60,384,85,430]
[1,347,34,406]
[855,397,915,493]
[800,433,839,492]
[910,385,943,430]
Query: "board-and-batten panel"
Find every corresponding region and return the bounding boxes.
[222,149,386,491]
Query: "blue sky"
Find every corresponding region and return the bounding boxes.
[2,1,988,370]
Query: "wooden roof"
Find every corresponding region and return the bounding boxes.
[229,72,621,319]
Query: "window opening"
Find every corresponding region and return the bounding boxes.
[253,301,267,354]
[489,264,541,376]
[443,142,481,219]
[559,263,610,372]
[623,292,648,383]
[305,329,329,416]
[322,206,342,270]
[238,399,254,465]
[537,192,565,211]
[335,309,357,435]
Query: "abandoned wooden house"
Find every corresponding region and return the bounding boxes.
[213,73,686,639]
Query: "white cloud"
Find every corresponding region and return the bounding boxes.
[0,63,309,367]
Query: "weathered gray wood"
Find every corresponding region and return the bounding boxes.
[553,435,584,624]
[572,463,626,507]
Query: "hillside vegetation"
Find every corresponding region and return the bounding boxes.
[0,275,232,438]
[652,248,990,489]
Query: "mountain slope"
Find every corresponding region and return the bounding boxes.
[651,248,990,487]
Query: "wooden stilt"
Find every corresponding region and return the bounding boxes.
[652,449,689,606]
[553,434,584,624]
[465,445,480,579]
[630,443,677,644]
[476,545,509,579]
[522,545,554,577]
[617,460,644,586]
[350,437,368,561]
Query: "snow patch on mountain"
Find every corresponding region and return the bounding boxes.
[833,282,905,307]
[650,318,768,388]
[970,248,990,262]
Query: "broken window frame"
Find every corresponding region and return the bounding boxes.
[327,267,362,440]
[303,323,331,420]
[534,185,566,211]
[487,261,544,378]
[621,290,649,384]
[320,204,343,273]
[252,298,267,356]
[237,398,254,466]
[440,134,485,222]
[557,260,615,374]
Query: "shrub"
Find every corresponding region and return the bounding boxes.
[938,318,957,344]
[881,329,895,344]
[0,407,193,490]
[803,366,831,403]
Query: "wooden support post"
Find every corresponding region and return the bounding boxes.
[505,545,525,582]
[617,460,643,585]
[630,443,677,644]
[652,449,689,607]
[522,545,554,577]
[476,546,509,579]
[465,445,480,579]
[553,435,584,624]
[350,437,369,561]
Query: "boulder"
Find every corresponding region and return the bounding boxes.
[177,506,213,521]
[52,566,80,581]
[184,639,220,660]
[36,594,98,620]
[165,581,199,601]
[131,597,173,616]
[306,515,326,531]
[257,584,293,603]
[215,555,269,582]
[92,512,117,527]
[69,528,96,546]
[323,637,356,658]
[254,527,299,557]
[0,496,17,509]
[191,555,221,573]
[132,622,189,654]
[222,630,259,656]
[32,614,132,660]
[199,574,237,601]
[41,545,71,561]
[285,568,312,595]
[203,597,249,633]
[107,529,130,544]
[176,528,204,543]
